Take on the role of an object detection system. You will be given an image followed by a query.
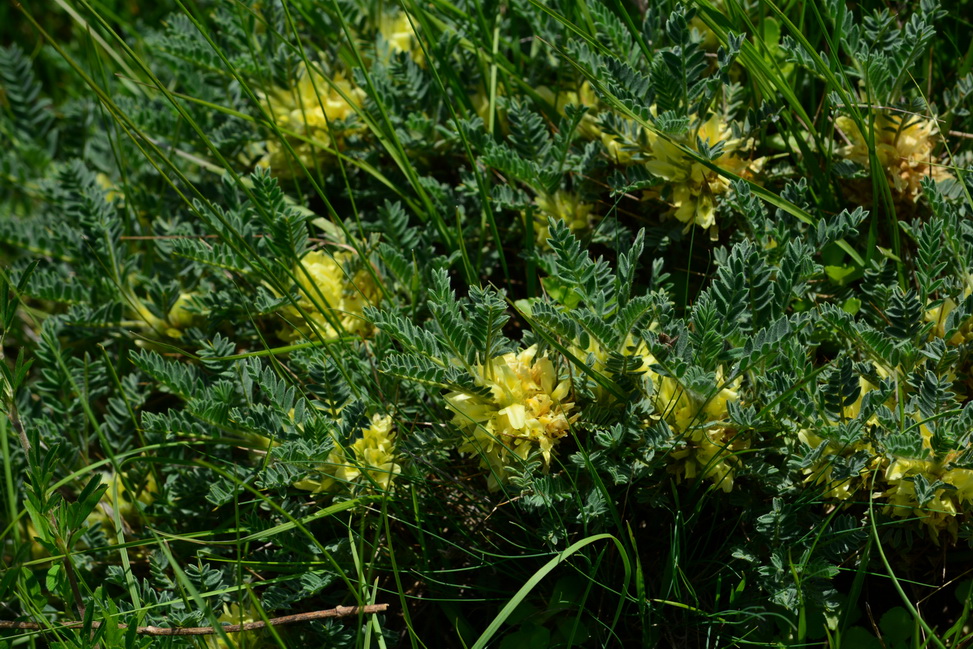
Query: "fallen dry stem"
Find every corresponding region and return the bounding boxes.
[0,604,389,636]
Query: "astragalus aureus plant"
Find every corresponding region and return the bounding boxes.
[651,363,746,492]
[642,112,763,237]
[835,110,953,205]
[258,62,366,175]
[4,0,973,648]
[283,246,382,340]
[294,413,400,493]
[445,345,576,490]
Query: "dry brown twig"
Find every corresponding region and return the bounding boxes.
[0,604,389,636]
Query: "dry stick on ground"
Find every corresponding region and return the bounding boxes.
[0,604,389,636]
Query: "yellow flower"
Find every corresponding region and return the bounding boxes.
[283,249,380,340]
[835,111,952,204]
[378,11,424,65]
[264,64,363,130]
[205,603,264,649]
[23,521,50,560]
[294,414,400,493]
[689,14,721,51]
[643,114,761,238]
[796,371,887,501]
[567,333,656,403]
[943,467,973,505]
[445,346,577,490]
[880,448,973,542]
[882,457,960,542]
[843,375,880,421]
[649,366,746,492]
[925,275,973,345]
[797,425,880,502]
[258,63,366,174]
[166,292,199,330]
[652,367,740,432]
[798,360,973,539]
[471,85,509,135]
[536,82,642,164]
[537,82,603,141]
[668,424,747,491]
[529,190,597,247]
[95,172,123,204]
[350,414,401,490]
[129,291,202,339]
[85,471,158,536]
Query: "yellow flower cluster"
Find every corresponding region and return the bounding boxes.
[880,456,973,541]
[642,114,761,238]
[536,82,638,164]
[835,111,952,204]
[535,85,761,236]
[537,82,604,140]
[529,190,597,246]
[258,63,366,175]
[378,11,424,65]
[131,291,201,339]
[21,471,157,561]
[95,172,123,204]
[205,603,264,649]
[650,367,746,492]
[23,521,50,561]
[567,334,747,492]
[85,471,158,536]
[445,346,577,490]
[294,414,400,493]
[798,375,882,501]
[925,277,973,346]
[283,249,380,340]
[689,13,721,51]
[470,84,509,134]
[797,367,973,541]
[568,334,655,403]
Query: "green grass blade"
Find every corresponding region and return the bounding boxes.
[470,533,630,649]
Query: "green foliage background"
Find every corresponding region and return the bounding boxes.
[2,0,973,647]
